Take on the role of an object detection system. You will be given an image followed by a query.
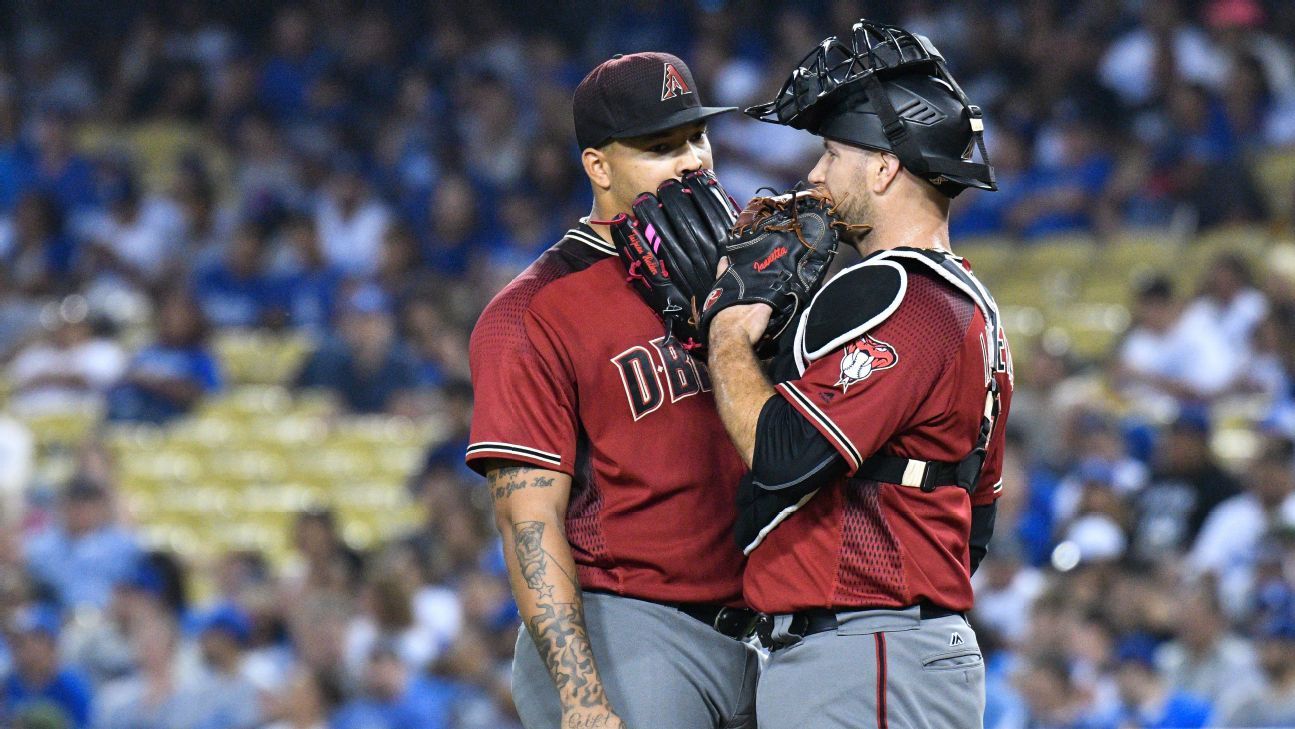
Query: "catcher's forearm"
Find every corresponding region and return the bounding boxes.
[488,467,615,714]
[708,323,775,467]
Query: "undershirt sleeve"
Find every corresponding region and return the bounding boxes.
[751,394,847,493]
[735,395,848,549]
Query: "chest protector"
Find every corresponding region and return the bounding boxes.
[790,246,1004,495]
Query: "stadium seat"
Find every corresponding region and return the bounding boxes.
[1017,234,1099,278]
[1254,148,1295,221]
[18,407,102,448]
[213,331,314,386]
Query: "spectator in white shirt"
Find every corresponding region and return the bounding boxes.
[6,300,126,416]
[1179,252,1268,368]
[81,171,185,291]
[1099,0,1229,107]
[1191,437,1295,617]
[1117,275,1239,410]
[314,154,390,277]
[972,540,1046,646]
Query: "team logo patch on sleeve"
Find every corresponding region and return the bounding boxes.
[835,335,898,392]
[661,62,692,100]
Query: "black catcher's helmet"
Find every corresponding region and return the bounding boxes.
[746,20,996,198]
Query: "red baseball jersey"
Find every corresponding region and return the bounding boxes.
[467,223,747,606]
[745,250,1013,614]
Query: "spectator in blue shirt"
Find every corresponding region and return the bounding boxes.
[274,214,345,334]
[2,605,93,729]
[1015,652,1110,729]
[166,604,262,729]
[332,643,455,729]
[258,8,332,122]
[418,175,481,278]
[106,290,220,424]
[29,112,98,216]
[951,130,1029,239]
[2,192,78,298]
[293,285,421,414]
[1159,82,1266,227]
[1111,635,1213,729]
[192,224,279,329]
[374,223,425,304]
[0,95,36,214]
[1006,119,1114,239]
[23,477,141,612]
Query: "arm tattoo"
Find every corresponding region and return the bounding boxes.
[489,467,557,501]
[511,520,603,708]
[529,602,606,708]
[513,520,556,599]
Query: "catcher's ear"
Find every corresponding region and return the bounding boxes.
[871,151,903,195]
[582,147,612,191]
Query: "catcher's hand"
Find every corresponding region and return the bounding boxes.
[701,188,863,357]
[606,169,739,352]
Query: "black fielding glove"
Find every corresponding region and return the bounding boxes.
[700,188,865,357]
[606,169,739,352]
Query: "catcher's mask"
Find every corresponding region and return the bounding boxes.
[746,20,996,198]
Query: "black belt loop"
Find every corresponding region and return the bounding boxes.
[674,602,759,640]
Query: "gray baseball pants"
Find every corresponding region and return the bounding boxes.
[756,606,984,729]
[512,591,760,729]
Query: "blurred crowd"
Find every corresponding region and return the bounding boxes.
[0,0,1293,727]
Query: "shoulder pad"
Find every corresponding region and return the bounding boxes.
[797,259,907,364]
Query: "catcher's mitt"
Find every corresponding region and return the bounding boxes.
[604,169,739,351]
[700,188,865,356]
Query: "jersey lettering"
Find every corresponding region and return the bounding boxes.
[650,337,708,402]
[996,328,1014,385]
[696,358,713,391]
[613,340,712,419]
[612,346,664,420]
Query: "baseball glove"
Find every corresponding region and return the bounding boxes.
[606,169,739,351]
[700,188,864,356]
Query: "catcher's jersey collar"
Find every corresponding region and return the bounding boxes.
[570,219,616,256]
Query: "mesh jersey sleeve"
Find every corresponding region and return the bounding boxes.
[466,305,578,475]
[775,276,969,475]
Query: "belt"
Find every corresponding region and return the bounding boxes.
[756,602,965,650]
[674,602,761,640]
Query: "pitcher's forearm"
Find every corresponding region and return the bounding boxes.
[503,516,611,708]
[488,464,615,712]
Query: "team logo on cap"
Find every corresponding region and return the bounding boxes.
[836,335,898,392]
[661,62,692,101]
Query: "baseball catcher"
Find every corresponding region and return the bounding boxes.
[711,19,1011,729]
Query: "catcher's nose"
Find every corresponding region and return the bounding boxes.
[807,152,829,187]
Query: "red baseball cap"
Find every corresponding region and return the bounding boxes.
[573,52,735,150]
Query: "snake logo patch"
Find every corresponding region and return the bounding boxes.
[661,62,692,101]
[835,335,898,392]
